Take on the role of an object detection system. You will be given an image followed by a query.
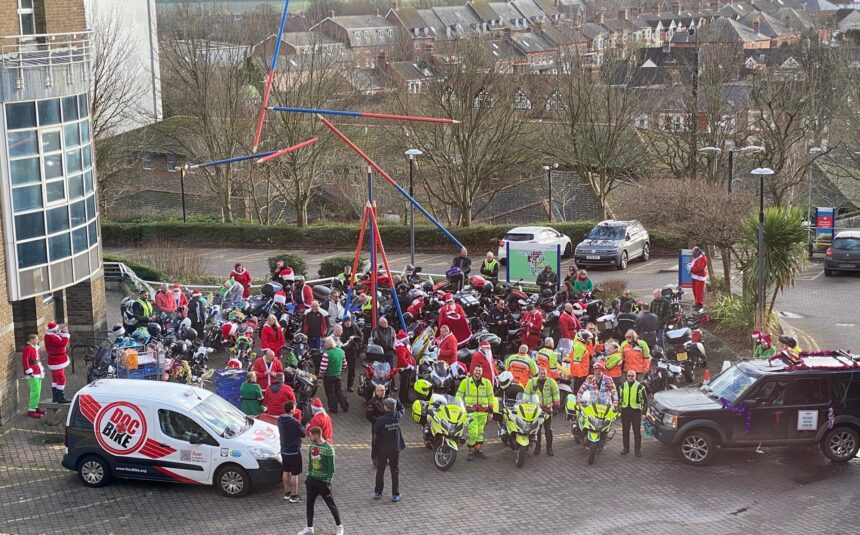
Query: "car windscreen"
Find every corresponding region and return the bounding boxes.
[503,233,534,241]
[190,394,250,438]
[706,365,759,404]
[587,226,625,240]
[833,238,860,251]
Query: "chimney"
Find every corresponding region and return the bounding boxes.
[329,10,335,18]
[596,10,604,24]
[753,19,760,34]
[618,9,629,20]
[675,1,682,16]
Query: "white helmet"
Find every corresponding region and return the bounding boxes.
[498,371,513,390]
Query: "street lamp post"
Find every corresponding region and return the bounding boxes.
[542,163,559,222]
[807,147,823,255]
[405,149,423,266]
[699,145,764,192]
[752,167,774,329]
[179,166,188,223]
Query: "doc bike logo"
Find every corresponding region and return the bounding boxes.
[94,401,148,456]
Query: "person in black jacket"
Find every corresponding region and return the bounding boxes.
[370,317,396,367]
[339,315,363,392]
[187,290,205,338]
[616,300,638,341]
[278,400,306,502]
[372,398,405,501]
[488,297,513,345]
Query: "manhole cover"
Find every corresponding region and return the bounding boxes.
[778,311,804,319]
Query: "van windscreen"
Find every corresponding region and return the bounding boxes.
[190,395,250,438]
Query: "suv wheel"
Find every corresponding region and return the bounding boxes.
[216,465,251,497]
[824,268,833,277]
[820,426,860,462]
[640,243,650,262]
[78,455,112,488]
[617,251,629,270]
[563,242,572,258]
[678,429,716,466]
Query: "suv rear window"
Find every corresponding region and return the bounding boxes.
[503,233,533,241]
[833,238,860,251]
[587,225,625,240]
[784,378,829,405]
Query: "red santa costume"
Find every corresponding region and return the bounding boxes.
[394,331,415,372]
[520,309,544,351]
[406,296,424,318]
[250,355,284,391]
[230,264,252,299]
[437,294,472,343]
[171,283,189,311]
[44,322,71,402]
[469,340,497,385]
[305,398,334,443]
[434,329,459,366]
[689,251,709,307]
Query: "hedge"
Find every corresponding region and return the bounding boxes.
[318,255,365,278]
[267,253,308,278]
[102,220,688,253]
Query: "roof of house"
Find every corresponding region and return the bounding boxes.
[325,15,398,31]
[538,24,589,46]
[432,5,482,31]
[534,0,561,18]
[507,31,557,53]
[799,0,839,12]
[580,22,610,39]
[281,31,342,48]
[511,0,549,21]
[468,0,502,22]
[388,60,438,81]
[719,2,756,18]
[775,7,816,32]
[489,38,526,60]
[738,12,793,38]
[837,10,860,31]
[388,6,429,31]
[701,17,771,43]
[491,1,527,25]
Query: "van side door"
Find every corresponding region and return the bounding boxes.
[153,408,218,484]
[781,377,831,444]
[734,379,789,444]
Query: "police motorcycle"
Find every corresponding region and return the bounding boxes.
[566,389,618,465]
[496,389,546,468]
[414,345,467,398]
[411,393,470,471]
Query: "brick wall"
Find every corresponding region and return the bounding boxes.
[0,214,18,422]
[41,0,86,35]
[66,273,108,338]
[0,0,19,38]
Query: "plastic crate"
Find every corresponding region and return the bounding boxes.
[117,361,160,380]
[215,368,246,408]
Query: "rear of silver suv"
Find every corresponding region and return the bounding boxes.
[574,220,650,270]
[824,231,860,277]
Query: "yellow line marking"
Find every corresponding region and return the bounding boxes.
[4,427,62,436]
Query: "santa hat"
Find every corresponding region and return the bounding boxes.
[172,283,181,290]
[480,340,491,349]
[444,292,454,302]
[311,398,324,413]
[396,330,408,341]
[46,322,59,333]
[273,290,286,304]
[751,330,763,342]
[191,290,201,297]
[226,357,242,369]
[280,268,295,281]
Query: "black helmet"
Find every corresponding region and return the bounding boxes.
[541,288,553,298]
[147,322,162,339]
[422,281,433,292]
[294,275,305,285]
[778,335,797,348]
[293,333,308,344]
[482,281,494,295]
[404,264,415,274]
[366,343,384,357]
[183,327,198,341]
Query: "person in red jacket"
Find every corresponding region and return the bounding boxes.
[433,324,458,366]
[558,302,581,358]
[689,246,708,309]
[251,349,284,392]
[437,294,471,343]
[260,314,285,358]
[44,322,71,403]
[305,398,333,444]
[469,340,497,386]
[292,276,314,313]
[22,333,45,418]
[520,305,544,351]
[394,330,415,405]
[263,372,298,417]
[154,283,176,314]
[230,262,252,299]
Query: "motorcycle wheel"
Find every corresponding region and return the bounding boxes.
[434,445,456,471]
[515,445,528,468]
[587,441,598,465]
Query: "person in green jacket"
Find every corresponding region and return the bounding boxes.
[572,269,594,296]
[525,366,561,456]
[753,332,777,359]
[239,371,264,416]
[321,337,349,414]
[298,427,343,535]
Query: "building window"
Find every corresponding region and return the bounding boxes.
[634,115,650,129]
[407,81,421,94]
[142,153,153,170]
[545,90,561,112]
[514,89,532,110]
[18,0,35,37]
[167,155,178,172]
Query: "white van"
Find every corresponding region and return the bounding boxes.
[61,379,282,497]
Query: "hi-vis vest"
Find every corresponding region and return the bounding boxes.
[620,380,645,410]
[457,376,494,410]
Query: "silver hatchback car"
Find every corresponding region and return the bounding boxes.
[574,220,650,270]
[824,231,860,277]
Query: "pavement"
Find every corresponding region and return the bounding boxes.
[105,246,860,351]
[1,291,859,534]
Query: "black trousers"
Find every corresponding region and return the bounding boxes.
[621,408,642,452]
[536,413,553,450]
[374,451,400,496]
[345,351,357,389]
[324,376,349,413]
[306,478,340,527]
[398,369,413,406]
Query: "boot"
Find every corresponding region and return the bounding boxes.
[534,442,541,456]
[51,387,59,403]
[56,388,71,404]
[27,410,41,419]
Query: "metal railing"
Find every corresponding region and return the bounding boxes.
[0,30,91,70]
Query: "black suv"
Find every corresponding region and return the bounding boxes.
[646,352,860,465]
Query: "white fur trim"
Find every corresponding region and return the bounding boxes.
[47,360,69,370]
[24,368,33,375]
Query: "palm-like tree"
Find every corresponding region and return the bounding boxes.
[737,206,808,320]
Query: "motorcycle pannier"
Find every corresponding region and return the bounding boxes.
[262,282,282,298]
[665,327,691,345]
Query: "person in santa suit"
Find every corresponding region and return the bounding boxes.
[433,324,459,366]
[394,331,415,406]
[22,333,46,418]
[44,322,71,403]
[520,304,544,351]
[469,340,497,386]
[260,314,286,358]
[406,294,424,319]
[230,262,252,299]
[292,276,314,314]
[251,349,284,392]
[437,293,472,343]
[689,246,709,310]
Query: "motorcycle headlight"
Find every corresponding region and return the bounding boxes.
[662,413,678,429]
[248,446,278,460]
[588,416,602,428]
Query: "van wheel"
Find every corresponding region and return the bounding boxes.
[617,251,629,270]
[563,243,572,258]
[824,269,833,277]
[215,465,251,497]
[77,455,112,488]
[820,426,860,462]
[640,243,650,262]
[678,429,716,466]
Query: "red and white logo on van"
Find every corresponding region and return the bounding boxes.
[94,401,147,456]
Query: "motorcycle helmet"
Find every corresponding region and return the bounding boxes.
[576,329,593,343]
[498,371,513,390]
[131,327,151,345]
[183,327,198,341]
[541,288,553,298]
[407,288,421,300]
[414,378,431,397]
[482,281,494,295]
[366,343,384,358]
[422,281,433,293]
[283,367,296,383]
[778,334,797,348]
[293,333,308,344]
[404,264,415,274]
[294,275,305,285]
[146,322,162,339]
[179,317,192,332]
[450,362,466,380]
[111,323,125,337]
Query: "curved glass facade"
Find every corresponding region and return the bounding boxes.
[2,93,100,300]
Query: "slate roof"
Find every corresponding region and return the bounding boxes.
[701,17,771,43]
[738,12,793,37]
[508,31,557,53]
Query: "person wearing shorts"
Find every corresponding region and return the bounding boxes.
[278,400,306,503]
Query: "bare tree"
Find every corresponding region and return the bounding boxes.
[159,7,259,222]
[547,52,647,219]
[392,38,538,226]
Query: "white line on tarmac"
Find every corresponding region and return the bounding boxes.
[4,496,127,524]
[197,248,232,257]
[0,475,63,490]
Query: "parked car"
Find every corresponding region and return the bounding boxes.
[574,220,650,270]
[497,226,573,263]
[646,354,860,466]
[824,231,860,277]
